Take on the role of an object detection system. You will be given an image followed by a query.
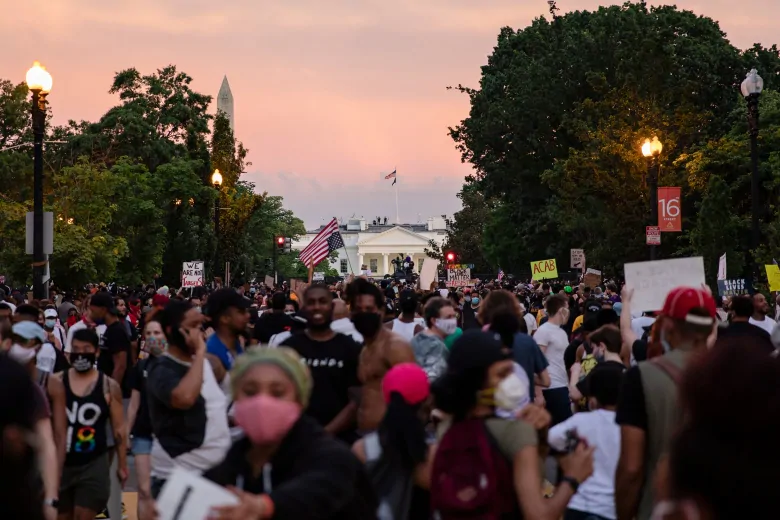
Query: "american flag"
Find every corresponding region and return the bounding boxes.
[384,169,397,180]
[299,218,341,268]
[497,268,505,282]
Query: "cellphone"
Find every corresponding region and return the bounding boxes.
[565,428,580,453]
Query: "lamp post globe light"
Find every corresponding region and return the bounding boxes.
[211,169,223,279]
[741,69,763,265]
[641,137,663,261]
[26,62,53,299]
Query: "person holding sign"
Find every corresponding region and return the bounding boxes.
[204,348,377,519]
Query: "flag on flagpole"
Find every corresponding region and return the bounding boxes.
[385,169,397,185]
[299,218,340,268]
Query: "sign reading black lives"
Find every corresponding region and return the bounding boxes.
[717,278,751,298]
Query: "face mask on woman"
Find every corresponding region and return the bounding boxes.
[234,394,301,445]
[145,336,168,357]
[436,318,458,336]
[494,373,528,411]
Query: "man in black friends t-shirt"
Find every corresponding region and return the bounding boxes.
[282,284,362,443]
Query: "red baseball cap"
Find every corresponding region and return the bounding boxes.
[382,363,429,405]
[661,286,716,326]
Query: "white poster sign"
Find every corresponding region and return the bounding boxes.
[181,261,205,288]
[313,272,325,281]
[156,467,239,520]
[447,267,472,287]
[585,268,602,276]
[624,257,706,313]
[717,253,727,281]
[570,249,585,269]
[419,258,439,290]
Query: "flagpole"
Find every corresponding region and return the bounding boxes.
[394,167,400,224]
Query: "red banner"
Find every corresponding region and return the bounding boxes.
[657,187,682,232]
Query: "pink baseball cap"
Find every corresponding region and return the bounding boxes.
[382,363,430,405]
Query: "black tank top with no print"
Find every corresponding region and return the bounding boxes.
[63,370,110,466]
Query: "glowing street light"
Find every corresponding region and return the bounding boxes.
[641,136,663,260]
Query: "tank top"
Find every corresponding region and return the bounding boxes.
[391,319,418,341]
[63,370,110,466]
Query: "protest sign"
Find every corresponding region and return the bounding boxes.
[766,264,780,292]
[313,272,325,281]
[264,275,274,287]
[717,253,727,281]
[624,257,705,313]
[181,261,204,288]
[419,258,439,290]
[156,467,239,520]
[447,267,472,287]
[570,249,585,269]
[717,278,750,298]
[584,272,602,289]
[531,259,558,281]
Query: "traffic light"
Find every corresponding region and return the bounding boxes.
[276,236,285,249]
[284,237,292,253]
[445,252,456,263]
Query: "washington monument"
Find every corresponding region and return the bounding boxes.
[217,76,235,132]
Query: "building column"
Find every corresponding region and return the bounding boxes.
[357,252,364,272]
[382,253,389,275]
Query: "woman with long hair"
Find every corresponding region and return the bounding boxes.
[352,363,432,519]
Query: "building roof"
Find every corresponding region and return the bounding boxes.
[305,223,445,234]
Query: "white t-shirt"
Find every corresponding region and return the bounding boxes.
[548,409,620,520]
[65,320,107,353]
[631,316,656,340]
[523,313,538,335]
[533,322,569,388]
[36,343,58,376]
[749,316,777,335]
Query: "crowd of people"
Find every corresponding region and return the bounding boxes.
[0,275,778,520]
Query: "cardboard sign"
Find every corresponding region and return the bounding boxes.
[181,261,204,288]
[766,264,780,292]
[447,267,472,287]
[657,187,682,232]
[583,272,602,289]
[624,257,705,313]
[531,259,558,281]
[156,467,239,520]
[570,249,585,269]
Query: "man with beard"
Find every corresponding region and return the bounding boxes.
[282,284,363,443]
[348,278,415,432]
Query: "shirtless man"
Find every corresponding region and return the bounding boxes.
[348,279,415,432]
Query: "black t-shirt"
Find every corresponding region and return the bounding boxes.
[719,322,774,351]
[461,305,479,330]
[253,312,295,343]
[615,366,647,431]
[130,358,154,438]
[146,355,207,458]
[281,332,362,434]
[98,320,131,382]
[632,339,648,363]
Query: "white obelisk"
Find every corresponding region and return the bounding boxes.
[217,76,235,133]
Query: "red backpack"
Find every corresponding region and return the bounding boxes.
[430,419,517,519]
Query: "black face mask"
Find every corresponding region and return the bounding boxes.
[71,352,96,372]
[352,312,382,339]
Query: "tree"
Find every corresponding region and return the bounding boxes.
[449,2,780,271]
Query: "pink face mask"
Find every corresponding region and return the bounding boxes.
[233,394,302,445]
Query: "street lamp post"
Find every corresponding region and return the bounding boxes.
[211,169,223,279]
[741,69,763,261]
[26,62,53,300]
[641,137,663,261]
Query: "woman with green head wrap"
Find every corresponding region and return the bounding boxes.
[204,348,377,520]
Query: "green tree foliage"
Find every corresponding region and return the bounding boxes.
[0,67,303,289]
[448,2,780,276]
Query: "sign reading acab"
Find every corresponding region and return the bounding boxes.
[530,258,558,281]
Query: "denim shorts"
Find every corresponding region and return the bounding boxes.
[131,436,153,455]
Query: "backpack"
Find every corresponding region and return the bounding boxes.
[430,419,516,520]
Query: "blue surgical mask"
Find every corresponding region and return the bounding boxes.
[44,319,57,329]
[471,297,480,305]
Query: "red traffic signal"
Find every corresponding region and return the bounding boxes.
[276,236,285,248]
[446,252,456,263]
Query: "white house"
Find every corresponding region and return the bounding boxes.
[293,217,449,276]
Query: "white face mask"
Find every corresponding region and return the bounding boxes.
[8,344,37,365]
[495,373,528,411]
[436,317,458,336]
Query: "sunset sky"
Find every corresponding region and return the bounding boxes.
[1,1,776,228]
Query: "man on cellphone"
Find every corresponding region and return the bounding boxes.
[145,301,230,500]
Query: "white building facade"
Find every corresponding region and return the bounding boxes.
[293,217,449,276]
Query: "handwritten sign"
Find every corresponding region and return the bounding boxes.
[156,467,239,520]
[531,259,558,281]
[766,264,780,292]
[447,267,472,287]
[181,261,204,288]
[570,249,585,269]
[624,257,705,313]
